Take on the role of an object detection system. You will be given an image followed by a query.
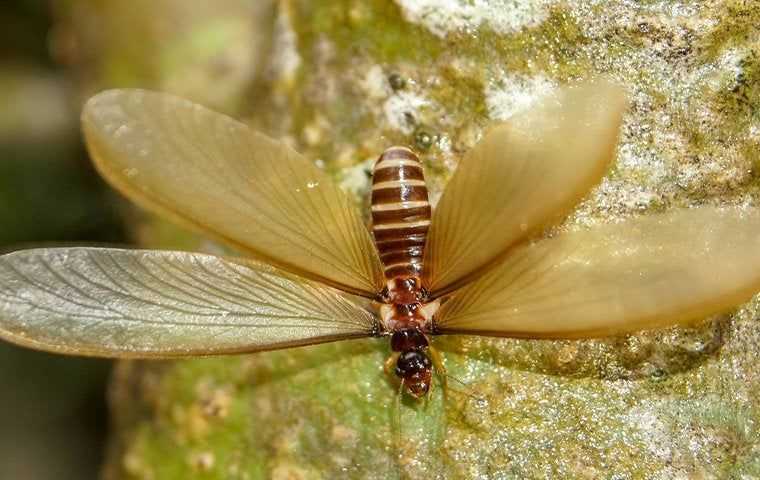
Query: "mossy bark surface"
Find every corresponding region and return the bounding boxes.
[55,1,760,478]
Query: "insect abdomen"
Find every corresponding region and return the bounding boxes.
[371,146,431,279]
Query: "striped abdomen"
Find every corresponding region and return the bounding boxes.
[371,147,431,280]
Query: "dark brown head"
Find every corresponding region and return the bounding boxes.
[395,349,432,398]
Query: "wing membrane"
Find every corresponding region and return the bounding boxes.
[435,208,760,339]
[82,90,383,297]
[423,81,627,296]
[0,248,378,357]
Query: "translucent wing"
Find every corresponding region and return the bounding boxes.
[435,208,760,339]
[0,248,378,357]
[423,81,627,296]
[82,90,383,297]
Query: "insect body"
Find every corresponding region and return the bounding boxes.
[371,146,438,396]
[2,81,760,399]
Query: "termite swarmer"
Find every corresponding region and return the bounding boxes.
[2,80,760,402]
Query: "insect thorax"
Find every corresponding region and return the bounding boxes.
[377,277,439,333]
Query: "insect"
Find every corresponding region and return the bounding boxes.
[2,80,760,399]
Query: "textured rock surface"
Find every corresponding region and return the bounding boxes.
[56,1,760,478]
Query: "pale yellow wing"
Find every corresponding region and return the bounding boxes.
[423,81,627,296]
[435,207,760,339]
[82,90,383,297]
[0,248,378,358]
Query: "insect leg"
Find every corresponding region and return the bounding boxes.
[384,351,400,376]
[392,378,405,466]
[427,345,449,402]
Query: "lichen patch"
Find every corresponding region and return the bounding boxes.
[396,0,559,38]
[483,71,556,121]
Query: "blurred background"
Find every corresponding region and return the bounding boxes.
[1,1,273,476]
[0,2,125,478]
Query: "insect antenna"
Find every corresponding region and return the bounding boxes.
[440,373,489,409]
[434,370,499,435]
[388,378,406,479]
[428,344,489,414]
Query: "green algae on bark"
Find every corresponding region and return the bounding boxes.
[55,1,760,478]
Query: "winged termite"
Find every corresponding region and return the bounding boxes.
[2,80,760,400]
